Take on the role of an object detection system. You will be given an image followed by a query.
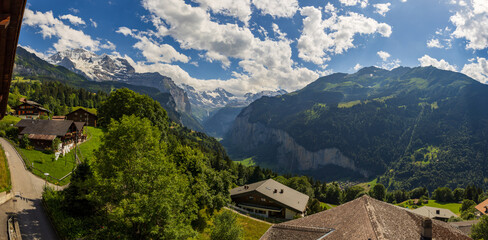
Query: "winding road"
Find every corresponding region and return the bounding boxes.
[0,138,60,240]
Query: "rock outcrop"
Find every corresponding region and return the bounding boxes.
[227,106,369,177]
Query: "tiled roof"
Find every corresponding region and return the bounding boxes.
[16,119,74,137]
[230,179,309,213]
[475,198,488,215]
[261,195,471,240]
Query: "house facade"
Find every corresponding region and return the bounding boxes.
[66,108,97,127]
[16,119,86,150]
[230,179,309,219]
[13,100,50,118]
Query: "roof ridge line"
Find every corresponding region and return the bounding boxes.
[364,197,380,240]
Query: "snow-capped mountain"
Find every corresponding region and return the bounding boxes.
[49,48,135,81]
[48,48,191,113]
[242,89,288,105]
[182,84,239,109]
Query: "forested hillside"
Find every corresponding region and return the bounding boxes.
[225,66,488,190]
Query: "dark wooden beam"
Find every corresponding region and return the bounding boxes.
[0,0,27,119]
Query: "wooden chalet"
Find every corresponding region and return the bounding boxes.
[66,108,97,126]
[16,119,86,149]
[0,0,28,119]
[14,99,51,118]
[230,179,309,219]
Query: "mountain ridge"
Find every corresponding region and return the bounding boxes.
[225,66,488,190]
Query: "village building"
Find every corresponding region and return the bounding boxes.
[230,179,309,219]
[410,206,457,222]
[52,116,66,120]
[260,195,471,240]
[13,99,51,118]
[66,108,97,127]
[15,119,86,150]
[475,198,488,217]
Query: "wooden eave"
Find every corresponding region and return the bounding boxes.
[0,0,28,119]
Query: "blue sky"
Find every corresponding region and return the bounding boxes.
[19,0,488,95]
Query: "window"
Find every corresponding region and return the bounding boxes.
[249,196,254,200]
[20,106,24,109]
[261,198,266,202]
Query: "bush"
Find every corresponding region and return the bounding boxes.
[20,134,30,148]
[210,211,243,240]
[471,215,488,240]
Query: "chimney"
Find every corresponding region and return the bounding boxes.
[273,189,277,193]
[421,218,432,240]
[280,189,284,193]
[435,210,440,215]
[484,206,488,213]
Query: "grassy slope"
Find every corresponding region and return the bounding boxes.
[19,127,103,185]
[0,145,11,192]
[397,200,462,215]
[234,157,256,167]
[236,212,272,240]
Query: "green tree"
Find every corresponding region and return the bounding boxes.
[92,115,197,239]
[287,176,314,197]
[20,134,30,148]
[343,186,365,203]
[210,211,243,240]
[471,215,488,240]
[369,183,386,201]
[452,188,465,202]
[432,187,454,202]
[307,198,326,215]
[325,183,341,205]
[97,88,168,132]
[460,199,476,213]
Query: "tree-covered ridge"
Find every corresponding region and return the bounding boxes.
[227,66,488,190]
[10,81,108,115]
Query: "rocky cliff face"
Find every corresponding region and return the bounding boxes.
[226,106,369,177]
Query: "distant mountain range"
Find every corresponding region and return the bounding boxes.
[182,84,287,137]
[13,46,203,131]
[224,66,488,190]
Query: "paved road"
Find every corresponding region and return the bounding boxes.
[0,138,60,240]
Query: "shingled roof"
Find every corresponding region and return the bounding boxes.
[16,119,74,137]
[261,195,471,240]
[230,179,309,213]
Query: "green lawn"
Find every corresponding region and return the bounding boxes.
[18,127,103,185]
[1,115,21,124]
[236,212,272,240]
[397,200,462,215]
[234,157,256,167]
[63,127,103,162]
[0,145,11,192]
[19,147,76,185]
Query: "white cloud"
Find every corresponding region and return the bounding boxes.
[353,63,363,71]
[23,8,114,52]
[400,0,407,2]
[324,3,337,13]
[116,27,189,64]
[297,6,392,64]
[427,38,443,48]
[450,0,488,50]
[272,23,289,41]
[68,8,79,14]
[252,0,299,18]
[461,57,488,84]
[195,0,252,23]
[19,45,50,60]
[380,59,401,70]
[374,3,391,16]
[377,51,390,61]
[418,55,457,71]
[132,0,327,95]
[339,0,368,8]
[90,18,97,28]
[59,14,86,26]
